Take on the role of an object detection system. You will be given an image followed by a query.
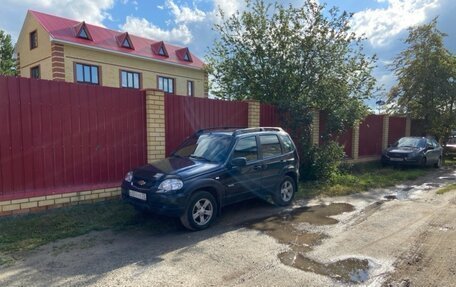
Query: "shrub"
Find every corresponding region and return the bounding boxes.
[302,141,344,181]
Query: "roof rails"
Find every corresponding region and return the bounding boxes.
[233,127,283,136]
[196,127,246,134]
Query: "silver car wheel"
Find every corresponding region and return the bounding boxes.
[192,198,213,226]
[280,180,294,202]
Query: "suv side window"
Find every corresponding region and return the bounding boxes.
[260,135,282,158]
[279,134,294,153]
[233,136,258,161]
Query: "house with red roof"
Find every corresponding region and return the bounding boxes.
[15,10,208,97]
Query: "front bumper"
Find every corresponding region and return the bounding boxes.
[381,155,421,166]
[121,182,188,217]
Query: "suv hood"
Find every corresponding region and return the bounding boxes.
[133,156,220,182]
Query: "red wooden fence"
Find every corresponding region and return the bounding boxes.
[359,115,384,156]
[164,94,249,155]
[260,104,280,126]
[388,116,407,145]
[0,76,146,201]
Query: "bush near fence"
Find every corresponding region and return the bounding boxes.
[0,76,414,214]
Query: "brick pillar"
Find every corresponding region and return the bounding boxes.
[311,110,320,146]
[51,43,65,81]
[247,101,260,127]
[145,89,166,163]
[352,123,360,160]
[382,115,390,150]
[405,117,411,136]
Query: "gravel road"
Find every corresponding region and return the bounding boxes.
[1,168,455,287]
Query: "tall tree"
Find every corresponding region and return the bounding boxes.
[388,19,456,141]
[0,30,17,76]
[206,0,376,141]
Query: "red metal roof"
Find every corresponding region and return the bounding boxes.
[29,10,204,69]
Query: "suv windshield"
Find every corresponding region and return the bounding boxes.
[394,137,426,148]
[173,133,232,163]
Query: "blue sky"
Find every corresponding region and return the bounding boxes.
[1,0,455,104]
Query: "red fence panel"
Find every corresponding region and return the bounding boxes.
[359,114,384,157]
[0,76,146,201]
[388,116,407,145]
[165,95,249,155]
[260,104,280,126]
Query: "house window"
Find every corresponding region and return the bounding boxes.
[30,66,40,79]
[78,27,89,39]
[75,63,99,85]
[158,46,166,56]
[187,81,194,96]
[30,30,38,49]
[183,52,190,61]
[158,76,174,94]
[121,70,140,89]
[122,38,131,48]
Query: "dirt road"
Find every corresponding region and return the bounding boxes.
[0,168,455,287]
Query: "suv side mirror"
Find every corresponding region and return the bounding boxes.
[231,157,247,167]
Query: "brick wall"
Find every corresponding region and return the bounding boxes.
[0,187,120,217]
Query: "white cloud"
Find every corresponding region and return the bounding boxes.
[165,0,206,24]
[351,0,441,47]
[213,0,241,17]
[120,16,192,44]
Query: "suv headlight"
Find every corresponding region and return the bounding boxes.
[124,171,133,182]
[157,179,184,193]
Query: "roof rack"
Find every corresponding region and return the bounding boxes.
[233,127,283,136]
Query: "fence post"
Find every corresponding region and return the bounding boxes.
[145,89,166,163]
[352,122,360,160]
[405,117,411,136]
[311,110,320,146]
[247,101,260,127]
[382,115,389,150]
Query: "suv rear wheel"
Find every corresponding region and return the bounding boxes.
[180,191,217,231]
[272,176,296,206]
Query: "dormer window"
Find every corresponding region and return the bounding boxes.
[116,32,134,50]
[176,47,193,62]
[74,21,92,41]
[78,28,89,39]
[122,38,131,48]
[159,46,166,56]
[151,41,168,57]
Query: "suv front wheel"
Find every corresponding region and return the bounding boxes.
[180,191,218,231]
[272,176,296,206]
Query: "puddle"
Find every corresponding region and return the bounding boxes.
[384,195,398,200]
[246,203,371,284]
[425,183,441,187]
[438,176,456,180]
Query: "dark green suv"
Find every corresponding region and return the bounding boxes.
[121,127,299,230]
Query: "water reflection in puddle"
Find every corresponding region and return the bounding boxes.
[246,203,371,284]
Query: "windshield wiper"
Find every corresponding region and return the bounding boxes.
[189,154,211,162]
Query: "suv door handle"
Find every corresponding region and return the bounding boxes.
[253,164,264,170]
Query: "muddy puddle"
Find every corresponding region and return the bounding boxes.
[246,203,371,284]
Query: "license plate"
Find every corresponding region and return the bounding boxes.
[390,158,403,162]
[129,190,147,201]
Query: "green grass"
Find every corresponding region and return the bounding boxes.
[298,162,429,198]
[0,200,179,264]
[436,183,456,194]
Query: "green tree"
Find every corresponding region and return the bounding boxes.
[388,19,456,142]
[0,30,17,76]
[206,0,376,179]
